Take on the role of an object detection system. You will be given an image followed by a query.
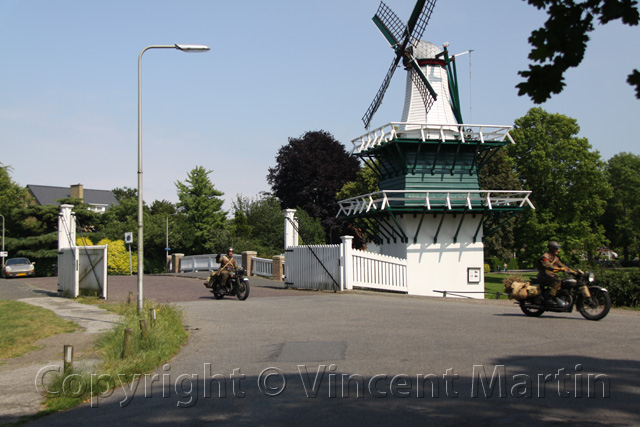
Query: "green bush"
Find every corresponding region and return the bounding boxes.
[592,268,640,308]
[484,264,490,274]
[507,258,520,270]
[486,257,502,272]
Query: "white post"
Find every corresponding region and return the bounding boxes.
[283,209,298,249]
[340,235,354,291]
[58,204,76,250]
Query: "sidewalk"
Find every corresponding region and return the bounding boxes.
[0,294,122,424]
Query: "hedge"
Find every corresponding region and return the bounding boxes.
[592,268,640,308]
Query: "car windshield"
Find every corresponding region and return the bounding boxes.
[6,258,30,266]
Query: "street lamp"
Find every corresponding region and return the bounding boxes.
[138,44,210,313]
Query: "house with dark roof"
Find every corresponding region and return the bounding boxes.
[26,184,118,214]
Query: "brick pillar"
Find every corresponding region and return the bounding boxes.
[172,253,184,273]
[243,251,257,276]
[272,255,284,281]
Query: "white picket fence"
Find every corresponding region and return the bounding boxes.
[285,236,407,292]
[347,248,408,292]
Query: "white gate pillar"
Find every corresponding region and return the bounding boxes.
[283,209,298,249]
[340,235,354,291]
[58,204,76,250]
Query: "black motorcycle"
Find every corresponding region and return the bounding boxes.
[514,270,611,321]
[205,268,250,301]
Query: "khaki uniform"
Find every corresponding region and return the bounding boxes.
[218,254,238,287]
[536,251,567,296]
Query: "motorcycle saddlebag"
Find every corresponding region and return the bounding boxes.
[510,282,542,300]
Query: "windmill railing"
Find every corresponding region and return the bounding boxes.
[351,122,514,154]
[336,190,534,217]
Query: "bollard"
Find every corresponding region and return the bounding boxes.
[443,291,447,298]
[139,319,149,340]
[63,345,73,375]
[496,291,501,300]
[149,308,157,327]
[122,328,132,359]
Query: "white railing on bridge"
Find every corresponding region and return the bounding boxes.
[178,254,242,273]
[351,122,514,154]
[251,256,274,278]
[336,190,534,217]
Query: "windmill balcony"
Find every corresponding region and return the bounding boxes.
[352,122,515,155]
[336,189,534,218]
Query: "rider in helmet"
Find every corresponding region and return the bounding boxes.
[218,247,238,289]
[536,241,570,307]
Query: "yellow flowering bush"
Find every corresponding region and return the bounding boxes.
[97,238,138,275]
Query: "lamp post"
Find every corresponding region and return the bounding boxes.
[138,44,210,313]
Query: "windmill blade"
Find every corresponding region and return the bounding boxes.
[409,0,438,48]
[372,2,406,47]
[362,54,402,129]
[408,60,437,115]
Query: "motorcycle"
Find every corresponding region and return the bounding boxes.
[204,267,250,301]
[510,270,611,321]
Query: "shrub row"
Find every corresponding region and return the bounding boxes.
[593,268,640,308]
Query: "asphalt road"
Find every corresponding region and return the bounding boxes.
[17,279,640,427]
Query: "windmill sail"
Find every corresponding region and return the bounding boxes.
[362,0,440,129]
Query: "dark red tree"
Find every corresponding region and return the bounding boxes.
[267,130,360,243]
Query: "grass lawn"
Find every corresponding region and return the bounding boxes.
[0,301,79,360]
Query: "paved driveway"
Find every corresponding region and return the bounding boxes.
[22,287,640,426]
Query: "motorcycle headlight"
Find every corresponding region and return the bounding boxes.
[588,272,595,283]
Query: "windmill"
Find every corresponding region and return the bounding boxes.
[331,0,534,298]
[363,0,463,129]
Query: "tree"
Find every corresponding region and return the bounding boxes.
[478,148,522,260]
[175,166,227,254]
[518,0,640,102]
[232,194,284,256]
[267,130,360,243]
[0,164,26,210]
[112,187,138,202]
[603,152,640,261]
[509,108,611,264]
[336,162,380,249]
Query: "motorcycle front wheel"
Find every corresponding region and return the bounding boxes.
[519,301,545,317]
[577,286,611,321]
[236,280,250,301]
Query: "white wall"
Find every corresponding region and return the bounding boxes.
[380,214,485,298]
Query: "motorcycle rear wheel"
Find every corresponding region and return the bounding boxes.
[577,286,611,321]
[519,301,545,317]
[236,280,250,301]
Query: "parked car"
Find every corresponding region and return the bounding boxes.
[2,257,35,278]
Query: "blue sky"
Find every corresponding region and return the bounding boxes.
[1,0,639,211]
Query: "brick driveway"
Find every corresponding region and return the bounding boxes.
[13,274,322,303]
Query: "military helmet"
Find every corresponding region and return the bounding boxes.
[547,241,561,251]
